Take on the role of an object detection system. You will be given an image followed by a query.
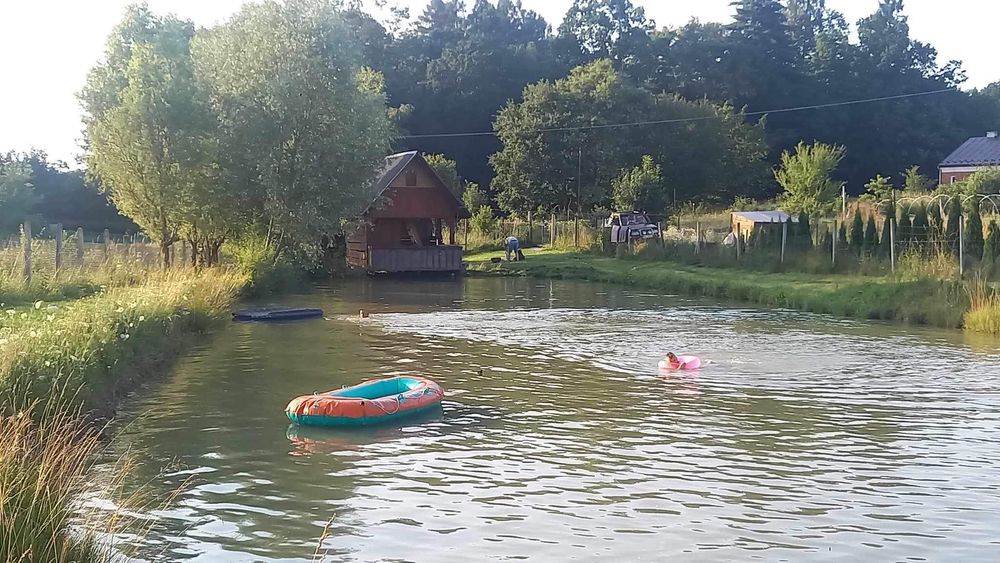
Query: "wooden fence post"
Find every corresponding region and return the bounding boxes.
[76,227,85,264]
[103,229,111,261]
[695,221,701,255]
[574,215,580,248]
[53,223,63,273]
[180,240,188,266]
[22,222,32,284]
[780,220,788,264]
[464,220,469,248]
[832,220,837,267]
[550,213,556,247]
[959,214,965,278]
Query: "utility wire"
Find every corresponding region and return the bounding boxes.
[397,87,957,140]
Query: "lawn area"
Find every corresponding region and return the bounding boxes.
[465,248,970,329]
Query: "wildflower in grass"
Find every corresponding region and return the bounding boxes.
[138,315,145,322]
[34,300,43,309]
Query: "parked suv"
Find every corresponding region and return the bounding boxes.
[606,211,659,243]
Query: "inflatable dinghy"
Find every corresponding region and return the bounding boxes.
[232,308,324,322]
[286,376,444,427]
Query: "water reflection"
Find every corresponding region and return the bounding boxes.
[99,277,1000,562]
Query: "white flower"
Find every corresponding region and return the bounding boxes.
[34,301,43,310]
[138,315,145,322]
[119,333,130,340]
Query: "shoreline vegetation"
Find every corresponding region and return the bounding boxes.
[465,248,1000,335]
[0,262,248,562]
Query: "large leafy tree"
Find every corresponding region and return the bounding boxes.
[491,60,768,214]
[193,0,395,263]
[612,155,663,212]
[556,0,652,69]
[80,6,212,267]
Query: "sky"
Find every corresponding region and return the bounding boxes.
[1,0,997,166]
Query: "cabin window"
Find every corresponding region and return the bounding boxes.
[404,169,417,186]
[950,175,957,184]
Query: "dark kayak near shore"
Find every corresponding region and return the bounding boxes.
[232,308,324,322]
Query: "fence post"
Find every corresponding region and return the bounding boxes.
[550,213,556,247]
[22,221,32,284]
[103,229,111,261]
[889,218,896,273]
[735,222,741,260]
[181,240,188,266]
[527,211,533,246]
[574,215,580,248]
[463,220,469,248]
[780,220,788,264]
[695,221,701,255]
[76,227,85,264]
[959,214,965,278]
[832,220,837,267]
[53,223,63,273]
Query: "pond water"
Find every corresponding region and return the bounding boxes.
[102,277,1000,562]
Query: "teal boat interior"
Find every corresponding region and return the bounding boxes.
[332,377,425,399]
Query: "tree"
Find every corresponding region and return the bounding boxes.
[492,60,768,214]
[897,204,912,245]
[797,211,812,248]
[964,168,1000,194]
[80,7,210,267]
[864,213,879,250]
[557,0,652,67]
[837,220,848,249]
[0,153,36,236]
[774,142,845,215]
[984,220,1000,263]
[193,0,395,264]
[965,202,985,260]
[903,165,932,192]
[612,155,663,212]
[927,199,943,241]
[461,182,488,211]
[864,175,895,212]
[879,212,893,255]
[944,196,962,250]
[849,211,864,251]
[909,202,928,244]
[424,153,461,195]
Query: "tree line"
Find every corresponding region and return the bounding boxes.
[7,0,1000,265]
[375,0,1000,215]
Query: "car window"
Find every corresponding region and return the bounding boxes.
[612,217,620,226]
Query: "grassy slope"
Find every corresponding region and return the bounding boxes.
[466,249,969,329]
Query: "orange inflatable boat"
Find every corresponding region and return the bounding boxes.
[285,376,444,427]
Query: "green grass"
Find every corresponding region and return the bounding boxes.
[466,248,970,329]
[964,276,1000,335]
[0,268,245,563]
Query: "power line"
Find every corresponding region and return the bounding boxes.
[397,87,958,140]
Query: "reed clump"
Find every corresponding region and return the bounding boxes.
[963,275,1000,335]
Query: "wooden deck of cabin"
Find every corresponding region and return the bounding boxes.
[347,245,462,273]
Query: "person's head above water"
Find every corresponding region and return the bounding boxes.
[666,352,678,362]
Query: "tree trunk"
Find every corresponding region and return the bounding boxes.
[189,239,200,268]
[161,241,171,269]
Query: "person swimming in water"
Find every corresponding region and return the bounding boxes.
[664,352,682,369]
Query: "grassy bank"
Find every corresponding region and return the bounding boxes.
[0,267,245,562]
[466,249,975,330]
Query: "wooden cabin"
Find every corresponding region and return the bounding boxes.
[730,211,796,239]
[347,151,471,273]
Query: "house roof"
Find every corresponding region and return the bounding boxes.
[362,151,471,218]
[731,211,795,223]
[940,136,1000,167]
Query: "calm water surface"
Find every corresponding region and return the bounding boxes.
[102,277,1000,561]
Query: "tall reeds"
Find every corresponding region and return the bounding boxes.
[964,274,1000,335]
